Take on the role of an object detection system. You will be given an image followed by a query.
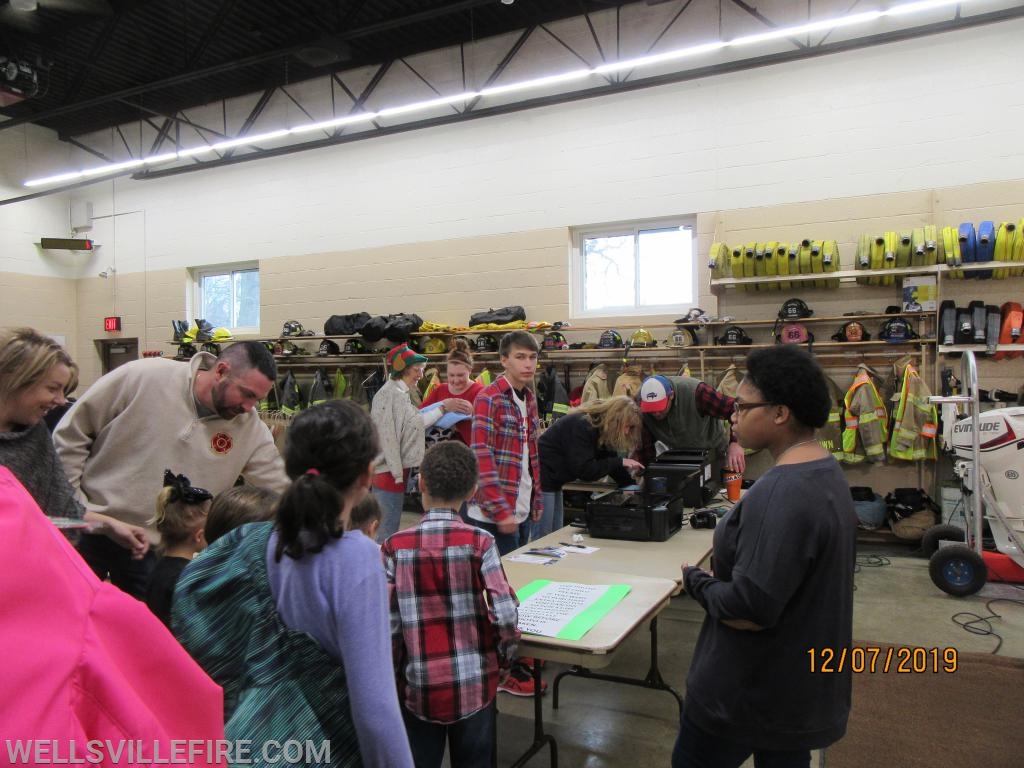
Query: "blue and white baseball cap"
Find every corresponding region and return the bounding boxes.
[639,374,674,414]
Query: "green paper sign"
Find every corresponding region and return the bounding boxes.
[516,579,632,641]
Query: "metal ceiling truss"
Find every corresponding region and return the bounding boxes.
[6,1,1024,206]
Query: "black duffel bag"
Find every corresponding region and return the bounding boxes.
[324,312,371,337]
[384,313,424,343]
[468,305,526,327]
[361,315,389,343]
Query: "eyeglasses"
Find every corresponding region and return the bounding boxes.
[732,401,775,414]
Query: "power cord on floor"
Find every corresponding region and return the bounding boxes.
[950,596,1024,655]
[855,553,892,570]
[852,553,891,591]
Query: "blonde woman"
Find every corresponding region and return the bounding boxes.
[535,396,645,538]
[0,328,148,555]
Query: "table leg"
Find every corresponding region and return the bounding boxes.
[551,616,682,714]
[508,658,558,768]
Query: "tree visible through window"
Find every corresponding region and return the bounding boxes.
[574,220,695,316]
[195,265,260,331]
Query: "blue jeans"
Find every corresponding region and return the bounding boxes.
[372,487,405,543]
[672,708,811,768]
[402,701,495,768]
[470,517,531,556]
[531,490,564,540]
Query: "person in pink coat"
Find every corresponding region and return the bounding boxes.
[0,466,226,767]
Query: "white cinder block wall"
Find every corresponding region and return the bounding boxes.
[2,19,1024,386]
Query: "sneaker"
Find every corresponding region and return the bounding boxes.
[516,656,546,671]
[498,667,548,697]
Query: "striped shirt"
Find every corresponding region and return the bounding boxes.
[382,509,520,723]
[471,375,542,523]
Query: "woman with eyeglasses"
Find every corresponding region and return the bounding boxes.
[673,345,857,768]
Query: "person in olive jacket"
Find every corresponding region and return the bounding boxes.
[535,396,644,538]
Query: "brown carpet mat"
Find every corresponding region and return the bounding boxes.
[827,642,1024,768]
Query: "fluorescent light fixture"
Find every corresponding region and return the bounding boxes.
[145,152,180,165]
[377,91,478,118]
[594,42,728,75]
[730,12,884,46]
[478,68,593,98]
[208,128,291,152]
[25,170,84,188]
[23,0,980,189]
[81,158,144,177]
[289,111,379,134]
[176,144,217,159]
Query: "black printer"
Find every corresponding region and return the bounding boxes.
[646,448,717,509]
[585,450,712,541]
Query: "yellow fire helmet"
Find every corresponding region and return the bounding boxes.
[211,327,234,342]
[630,328,655,347]
[422,336,447,355]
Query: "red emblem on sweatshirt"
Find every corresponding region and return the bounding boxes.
[211,432,233,454]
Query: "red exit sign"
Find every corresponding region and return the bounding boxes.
[104,316,122,332]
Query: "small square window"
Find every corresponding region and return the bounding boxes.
[572,219,696,317]
[193,263,260,333]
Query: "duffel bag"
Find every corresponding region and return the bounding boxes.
[469,305,526,326]
[324,312,371,336]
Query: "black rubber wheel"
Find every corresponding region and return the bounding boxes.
[929,544,987,597]
[920,524,966,558]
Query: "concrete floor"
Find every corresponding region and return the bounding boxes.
[483,538,1024,768]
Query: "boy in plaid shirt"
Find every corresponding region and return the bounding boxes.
[382,441,520,767]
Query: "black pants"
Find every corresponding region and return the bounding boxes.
[672,708,811,768]
[76,533,156,600]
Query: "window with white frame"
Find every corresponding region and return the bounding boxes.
[572,218,696,317]
[193,263,260,332]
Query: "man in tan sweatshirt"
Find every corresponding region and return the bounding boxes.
[55,341,289,598]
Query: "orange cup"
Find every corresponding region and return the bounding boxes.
[723,471,742,502]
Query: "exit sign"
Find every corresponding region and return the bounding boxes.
[104,316,122,332]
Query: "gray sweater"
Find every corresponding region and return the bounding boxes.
[0,421,82,519]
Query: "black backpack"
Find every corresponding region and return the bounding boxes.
[469,305,526,327]
[384,313,424,343]
[324,312,371,336]
[360,315,389,343]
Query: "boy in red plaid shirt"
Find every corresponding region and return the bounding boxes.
[382,441,520,767]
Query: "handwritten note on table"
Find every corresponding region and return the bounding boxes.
[515,580,631,640]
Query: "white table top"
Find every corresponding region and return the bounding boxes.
[511,524,715,595]
[502,562,677,668]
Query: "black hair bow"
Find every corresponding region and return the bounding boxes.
[163,469,213,504]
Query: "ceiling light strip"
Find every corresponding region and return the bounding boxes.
[23,0,977,188]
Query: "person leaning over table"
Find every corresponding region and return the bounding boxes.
[535,395,645,539]
[0,327,146,547]
[53,340,290,599]
[637,373,746,474]
[673,345,857,768]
